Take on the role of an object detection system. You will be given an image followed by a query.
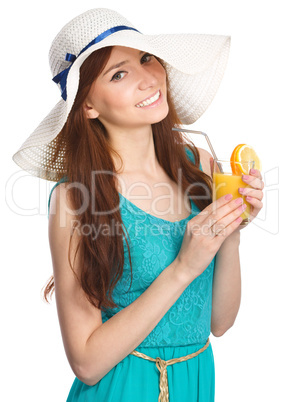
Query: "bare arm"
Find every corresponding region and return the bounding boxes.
[198,147,242,336]
[48,184,196,387]
[211,231,241,336]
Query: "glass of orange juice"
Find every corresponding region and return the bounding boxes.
[213,159,255,225]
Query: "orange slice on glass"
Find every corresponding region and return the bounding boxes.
[230,144,262,175]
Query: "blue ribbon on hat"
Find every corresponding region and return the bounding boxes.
[52,25,140,101]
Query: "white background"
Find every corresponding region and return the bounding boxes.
[2,0,283,401]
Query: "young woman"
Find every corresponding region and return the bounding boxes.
[12,8,264,402]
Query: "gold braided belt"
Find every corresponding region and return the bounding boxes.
[130,338,210,402]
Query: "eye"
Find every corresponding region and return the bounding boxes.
[111,71,127,82]
[141,53,153,64]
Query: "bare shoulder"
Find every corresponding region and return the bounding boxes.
[197,147,213,177]
[48,181,81,278]
[49,182,74,220]
[48,182,103,378]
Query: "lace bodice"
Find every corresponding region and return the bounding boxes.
[48,147,215,347]
[101,194,215,347]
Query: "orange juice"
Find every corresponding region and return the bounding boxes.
[213,172,251,221]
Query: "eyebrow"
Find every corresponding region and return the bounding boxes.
[103,61,129,76]
[103,51,145,76]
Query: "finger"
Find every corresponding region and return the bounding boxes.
[192,193,234,223]
[249,168,263,180]
[213,215,244,241]
[245,196,263,210]
[209,223,226,238]
[238,187,264,201]
[209,196,246,223]
[211,203,247,235]
[242,174,264,190]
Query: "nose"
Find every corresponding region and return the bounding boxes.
[137,66,158,91]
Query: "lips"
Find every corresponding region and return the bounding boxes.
[135,90,161,108]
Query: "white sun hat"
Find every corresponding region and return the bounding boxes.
[12,8,231,181]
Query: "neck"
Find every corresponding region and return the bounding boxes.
[108,125,161,176]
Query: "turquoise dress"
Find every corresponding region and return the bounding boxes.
[48,148,216,401]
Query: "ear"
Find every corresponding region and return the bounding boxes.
[83,102,100,119]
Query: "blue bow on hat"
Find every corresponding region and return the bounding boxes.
[52,25,140,101]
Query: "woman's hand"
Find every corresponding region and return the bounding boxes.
[239,168,264,223]
[176,194,246,280]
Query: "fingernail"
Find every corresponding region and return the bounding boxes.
[238,188,244,194]
[246,196,252,201]
[250,169,257,174]
[225,194,233,200]
[242,175,249,180]
[235,197,243,205]
[239,204,247,211]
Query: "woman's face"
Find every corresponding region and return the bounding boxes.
[84,46,169,131]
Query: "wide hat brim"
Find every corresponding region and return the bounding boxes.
[12,28,230,181]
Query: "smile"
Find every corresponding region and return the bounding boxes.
[135,90,161,108]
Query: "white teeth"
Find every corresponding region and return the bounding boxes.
[136,91,160,108]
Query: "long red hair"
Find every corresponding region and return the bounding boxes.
[43,46,212,311]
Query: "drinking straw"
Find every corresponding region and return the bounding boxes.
[172,128,223,173]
